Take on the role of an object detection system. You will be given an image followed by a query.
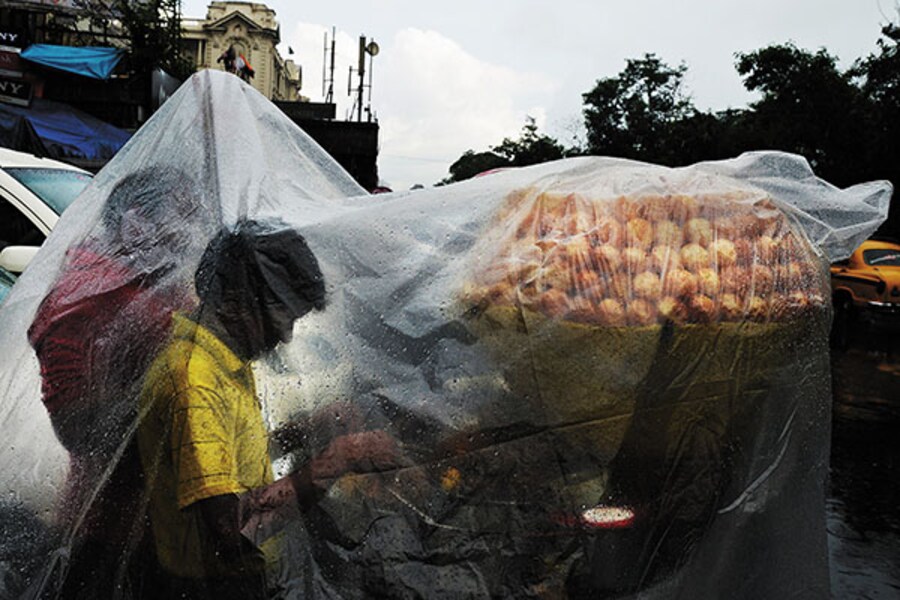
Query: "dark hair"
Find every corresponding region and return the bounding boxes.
[195,219,326,316]
[102,168,198,231]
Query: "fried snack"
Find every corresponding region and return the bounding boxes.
[606,271,630,301]
[594,244,622,273]
[680,243,710,273]
[709,239,737,268]
[539,259,573,293]
[593,218,624,247]
[778,262,805,292]
[466,186,827,326]
[540,288,571,316]
[734,238,755,267]
[650,245,681,274]
[597,298,627,326]
[756,235,778,264]
[696,268,720,298]
[658,296,689,324]
[749,265,775,296]
[613,196,639,222]
[622,247,649,273]
[747,296,769,321]
[684,218,713,247]
[627,299,657,326]
[562,194,596,237]
[626,218,654,249]
[770,292,811,320]
[633,271,662,301]
[655,220,683,247]
[574,270,604,299]
[672,194,701,222]
[719,293,744,320]
[663,269,699,299]
[565,234,592,260]
[719,267,748,295]
[688,294,717,323]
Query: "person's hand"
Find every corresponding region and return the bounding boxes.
[270,419,308,454]
[309,430,408,481]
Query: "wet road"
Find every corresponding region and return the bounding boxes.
[828,327,900,599]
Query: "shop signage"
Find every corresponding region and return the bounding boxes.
[11,0,77,11]
[0,75,32,107]
[0,50,23,76]
[0,30,25,49]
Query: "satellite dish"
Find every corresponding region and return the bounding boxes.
[366,41,380,56]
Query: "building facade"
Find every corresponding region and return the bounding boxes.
[2,1,379,188]
[182,2,301,101]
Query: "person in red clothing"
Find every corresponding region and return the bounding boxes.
[27,168,207,599]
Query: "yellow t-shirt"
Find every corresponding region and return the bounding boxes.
[138,313,274,578]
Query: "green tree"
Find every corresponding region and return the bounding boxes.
[441,150,509,184]
[441,117,568,184]
[76,0,194,81]
[852,19,900,236]
[665,109,755,165]
[734,43,867,186]
[582,53,694,164]
[492,116,567,167]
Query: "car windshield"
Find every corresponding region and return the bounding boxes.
[863,248,900,267]
[4,167,92,214]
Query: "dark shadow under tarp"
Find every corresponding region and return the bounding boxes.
[0,112,47,157]
[0,98,130,162]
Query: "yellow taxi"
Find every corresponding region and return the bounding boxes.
[831,238,900,339]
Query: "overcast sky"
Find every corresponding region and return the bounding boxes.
[183,0,895,189]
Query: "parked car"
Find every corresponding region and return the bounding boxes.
[0,265,16,305]
[0,147,92,303]
[830,237,900,346]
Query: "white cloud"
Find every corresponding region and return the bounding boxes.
[284,24,559,189]
[194,0,886,188]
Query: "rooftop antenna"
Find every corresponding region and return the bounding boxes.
[322,26,336,104]
[348,35,378,122]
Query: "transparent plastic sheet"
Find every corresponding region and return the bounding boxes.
[0,69,893,599]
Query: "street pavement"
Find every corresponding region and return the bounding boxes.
[828,328,900,598]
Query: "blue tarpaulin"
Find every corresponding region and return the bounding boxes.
[0,98,130,161]
[20,45,125,81]
[0,111,47,157]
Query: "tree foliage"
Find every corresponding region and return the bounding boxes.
[582,53,693,164]
[75,0,194,81]
[492,117,567,167]
[441,19,899,237]
[441,117,567,184]
[734,43,866,185]
[442,150,508,184]
[852,21,900,235]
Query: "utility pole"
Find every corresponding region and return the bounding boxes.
[348,35,378,122]
[322,26,335,104]
[356,35,365,123]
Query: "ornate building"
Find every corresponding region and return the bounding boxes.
[1,0,378,188]
[182,2,301,101]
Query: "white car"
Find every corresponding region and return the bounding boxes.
[0,147,93,302]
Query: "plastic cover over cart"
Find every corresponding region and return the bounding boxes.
[0,70,893,599]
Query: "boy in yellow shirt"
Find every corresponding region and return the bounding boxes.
[138,219,401,599]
